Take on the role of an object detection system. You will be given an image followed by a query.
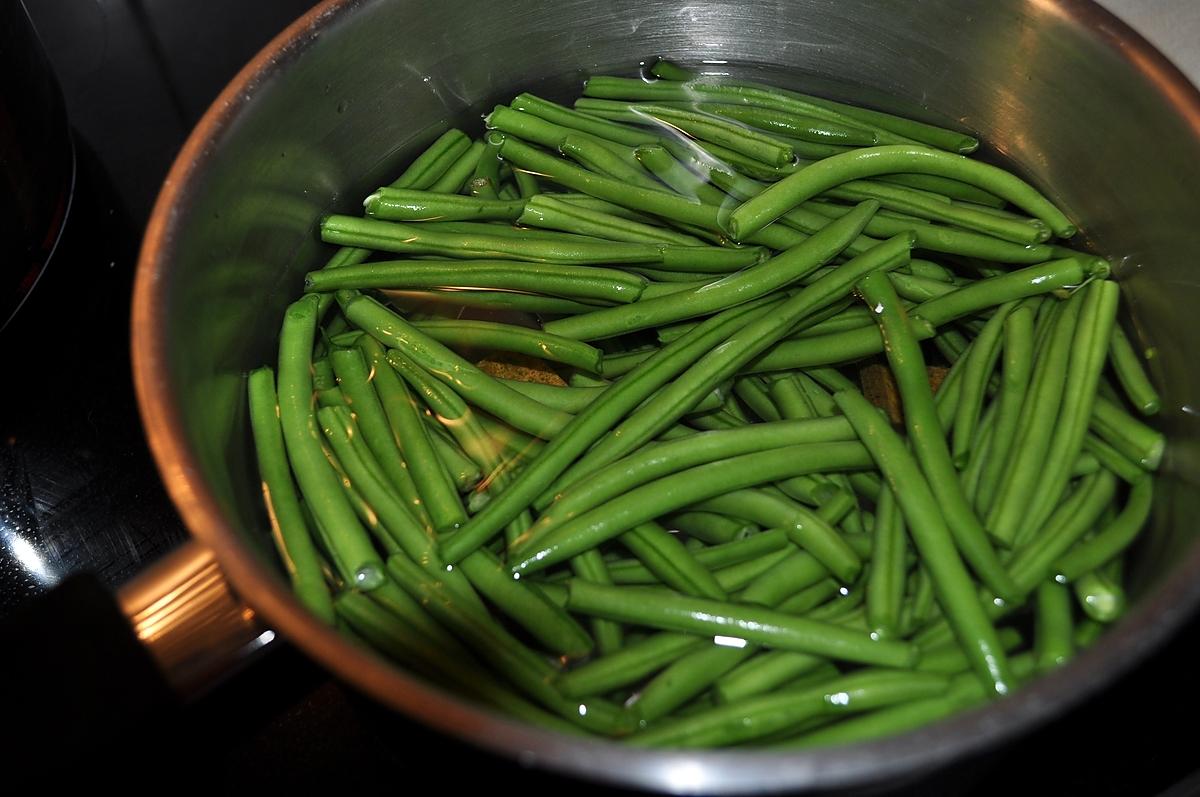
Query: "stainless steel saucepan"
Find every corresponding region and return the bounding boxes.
[128,0,1200,791]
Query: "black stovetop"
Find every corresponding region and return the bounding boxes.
[4,1,1198,792]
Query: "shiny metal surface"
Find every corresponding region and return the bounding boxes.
[133,0,1200,791]
[118,539,267,699]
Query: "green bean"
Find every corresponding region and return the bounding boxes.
[801,196,1062,263]
[973,304,1036,513]
[872,174,1004,207]
[566,581,916,668]
[308,260,645,305]
[534,415,855,522]
[733,377,781,421]
[633,143,727,204]
[489,380,598,413]
[341,293,571,438]
[827,180,1049,244]
[1109,325,1160,415]
[427,139,485,193]
[337,592,577,733]
[933,328,971,364]
[692,490,862,584]
[666,511,757,544]
[952,303,1016,466]
[632,66,979,153]
[1090,395,1165,470]
[856,272,1017,600]
[608,529,789,585]
[744,316,933,373]
[1073,566,1126,623]
[393,129,472,190]
[915,627,1024,675]
[247,367,335,622]
[311,356,337,390]
[557,633,705,698]
[739,499,866,603]
[383,288,610,316]
[468,134,503,199]
[438,295,785,562]
[385,554,633,735]
[639,280,711,299]
[328,347,432,527]
[833,388,1013,695]
[511,441,872,575]
[678,102,878,146]
[714,547,797,592]
[558,133,664,190]
[727,145,1075,241]
[355,337,466,531]
[582,77,919,147]
[457,547,595,657]
[405,319,603,372]
[905,258,960,282]
[275,296,386,588]
[1008,470,1118,595]
[918,258,1099,326]
[886,270,960,302]
[778,579,847,616]
[1056,477,1153,580]
[518,194,704,246]
[773,656,1043,749]
[413,220,605,242]
[987,291,1086,546]
[488,103,635,157]
[364,187,525,222]
[632,639,760,722]
[385,348,510,471]
[510,92,664,149]
[1073,619,1106,647]
[1034,580,1074,671]
[322,214,676,265]
[626,668,948,748]
[513,167,540,199]
[568,549,623,654]
[549,192,664,223]
[618,522,728,600]
[1020,281,1120,540]
[713,653,831,705]
[866,486,907,640]
[493,132,722,229]
[626,556,837,721]
[552,234,911,485]
[576,100,797,166]
[317,405,474,587]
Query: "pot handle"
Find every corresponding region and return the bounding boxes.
[117,538,273,699]
[0,539,270,756]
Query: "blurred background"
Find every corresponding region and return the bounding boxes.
[3,0,1198,791]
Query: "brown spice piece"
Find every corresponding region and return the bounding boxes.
[858,361,950,426]
[476,352,567,386]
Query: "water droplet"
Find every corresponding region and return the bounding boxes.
[355,564,385,589]
[337,100,349,114]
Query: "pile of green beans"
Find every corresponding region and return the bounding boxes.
[247,58,1163,748]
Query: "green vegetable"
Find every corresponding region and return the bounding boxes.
[247,61,1159,749]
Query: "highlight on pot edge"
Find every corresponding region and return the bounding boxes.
[246,58,1163,748]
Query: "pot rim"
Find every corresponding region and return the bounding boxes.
[131,1,1200,791]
